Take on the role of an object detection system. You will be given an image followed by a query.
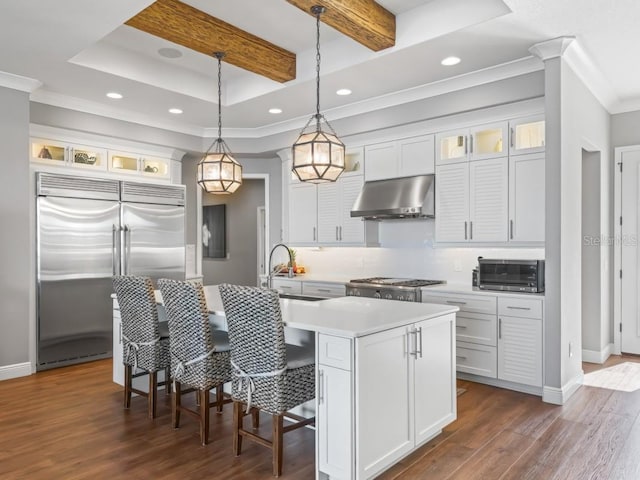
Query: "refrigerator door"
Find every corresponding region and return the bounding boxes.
[37,196,120,369]
[121,202,185,280]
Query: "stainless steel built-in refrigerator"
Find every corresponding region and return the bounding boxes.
[36,173,186,370]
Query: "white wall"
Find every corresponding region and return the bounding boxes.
[0,87,31,372]
[296,220,544,283]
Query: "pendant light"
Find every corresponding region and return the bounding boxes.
[197,52,243,194]
[291,5,345,183]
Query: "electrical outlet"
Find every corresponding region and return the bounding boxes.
[454,259,462,272]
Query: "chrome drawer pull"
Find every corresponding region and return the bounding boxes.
[446,300,467,305]
[456,355,467,360]
[456,325,468,329]
[507,306,531,310]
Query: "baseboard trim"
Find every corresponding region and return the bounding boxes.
[582,344,613,364]
[0,362,32,381]
[543,372,584,405]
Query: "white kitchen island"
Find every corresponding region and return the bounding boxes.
[112,286,458,480]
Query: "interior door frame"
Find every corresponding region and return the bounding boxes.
[613,145,638,355]
[196,173,269,281]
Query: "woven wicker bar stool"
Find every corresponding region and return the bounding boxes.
[158,278,233,445]
[219,283,316,477]
[112,275,171,419]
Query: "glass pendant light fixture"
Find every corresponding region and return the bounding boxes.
[291,5,345,183]
[197,52,242,194]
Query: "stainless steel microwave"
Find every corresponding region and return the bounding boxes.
[477,259,545,293]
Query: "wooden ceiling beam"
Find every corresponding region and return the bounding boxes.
[126,0,296,83]
[285,0,396,51]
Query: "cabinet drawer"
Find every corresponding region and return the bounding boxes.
[456,313,497,347]
[302,282,346,298]
[271,278,302,295]
[456,341,497,378]
[423,292,497,315]
[319,334,352,371]
[498,297,542,319]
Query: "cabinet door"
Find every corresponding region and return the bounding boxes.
[288,183,317,244]
[141,156,171,179]
[365,142,397,181]
[356,326,414,479]
[469,157,508,242]
[339,175,365,244]
[470,122,508,160]
[112,304,123,385]
[69,144,107,170]
[510,116,545,155]
[435,129,468,165]
[318,365,353,479]
[31,138,67,166]
[509,154,545,242]
[317,182,340,243]
[435,163,469,242]
[498,315,542,387]
[414,316,456,445]
[398,134,435,176]
[109,151,140,175]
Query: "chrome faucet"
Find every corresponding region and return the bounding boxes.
[268,243,294,288]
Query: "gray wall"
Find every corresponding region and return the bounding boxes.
[0,87,31,368]
[201,179,265,286]
[611,111,640,148]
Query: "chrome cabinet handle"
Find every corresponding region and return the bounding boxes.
[313,227,316,242]
[336,226,339,241]
[464,136,468,155]
[118,322,122,345]
[469,135,474,154]
[123,224,131,274]
[446,300,467,305]
[499,318,502,339]
[112,224,118,275]
[470,221,473,240]
[417,327,423,359]
[464,221,468,240]
[339,226,343,241]
[408,329,418,357]
[318,370,324,404]
[456,355,467,360]
[510,219,514,239]
[510,127,515,148]
[456,324,468,329]
[317,288,332,293]
[507,306,531,310]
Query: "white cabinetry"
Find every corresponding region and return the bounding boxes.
[302,281,345,298]
[355,316,455,479]
[113,299,124,385]
[497,297,543,387]
[509,115,545,156]
[364,134,434,181]
[270,277,303,295]
[436,122,508,164]
[423,290,543,394]
[508,153,545,243]
[32,138,108,171]
[108,151,171,179]
[288,183,318,244]
[436,157,508,243]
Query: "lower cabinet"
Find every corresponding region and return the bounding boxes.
[112,300,123,385]
[498,315,543,387]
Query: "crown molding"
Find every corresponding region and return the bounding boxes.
[529,36,575,60]
[0,70,42,93]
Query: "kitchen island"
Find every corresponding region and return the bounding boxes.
[112,286,458,480]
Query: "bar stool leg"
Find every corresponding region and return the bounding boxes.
[200,389,210,445]
[124,364,132,409]
[233,401,243,456]
[172,381,181,428]
[148,371,157,419]
[272,413,284,477]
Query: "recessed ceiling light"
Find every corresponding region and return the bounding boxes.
[336,88,352,96]
[158,48,182,59]
[268,108,283,114]
[106,92,123,99]
[168,108,183,114]
[441,56,461,66]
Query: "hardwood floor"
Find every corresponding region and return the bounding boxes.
[1,356,640,479]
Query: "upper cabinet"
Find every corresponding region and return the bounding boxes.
[32,138,107,171]
[109,151,171,179]
[365,134,434,182]
[508,153,545,243]
[509,115,545,155]
[436,122,508,165]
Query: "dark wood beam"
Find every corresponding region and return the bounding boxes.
[285,0,396,51]
[126,0,296,83]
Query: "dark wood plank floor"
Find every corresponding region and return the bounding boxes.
[1,355,639,479]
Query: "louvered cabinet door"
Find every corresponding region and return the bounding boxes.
[317,182,340,244]
[497,315,542,387]
[469,157,508,242]
[435,163,469,242]
[339,175,365,244]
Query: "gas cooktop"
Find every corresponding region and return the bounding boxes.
[349,277,445,287]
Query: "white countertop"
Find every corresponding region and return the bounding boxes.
[423,283,545,299]
[270,273,353,284]
[199,285,457,338]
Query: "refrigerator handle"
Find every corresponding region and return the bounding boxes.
[112,224,119,275]
[123,224,131,275]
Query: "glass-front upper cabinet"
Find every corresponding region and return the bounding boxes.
[31,138,107,170]
[108,151,140,175]
[469,122,508,160]
[140,156,170,179]
[108,151,170,179]
[435,130,468,164]
[510,116,545,155]
[344,146,364,176]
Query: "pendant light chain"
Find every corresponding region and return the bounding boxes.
[216,52,224,141]
[315,8,321,126]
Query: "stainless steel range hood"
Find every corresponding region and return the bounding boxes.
[350,174,435,220]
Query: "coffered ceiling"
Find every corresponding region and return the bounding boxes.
[1,0,639,138]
